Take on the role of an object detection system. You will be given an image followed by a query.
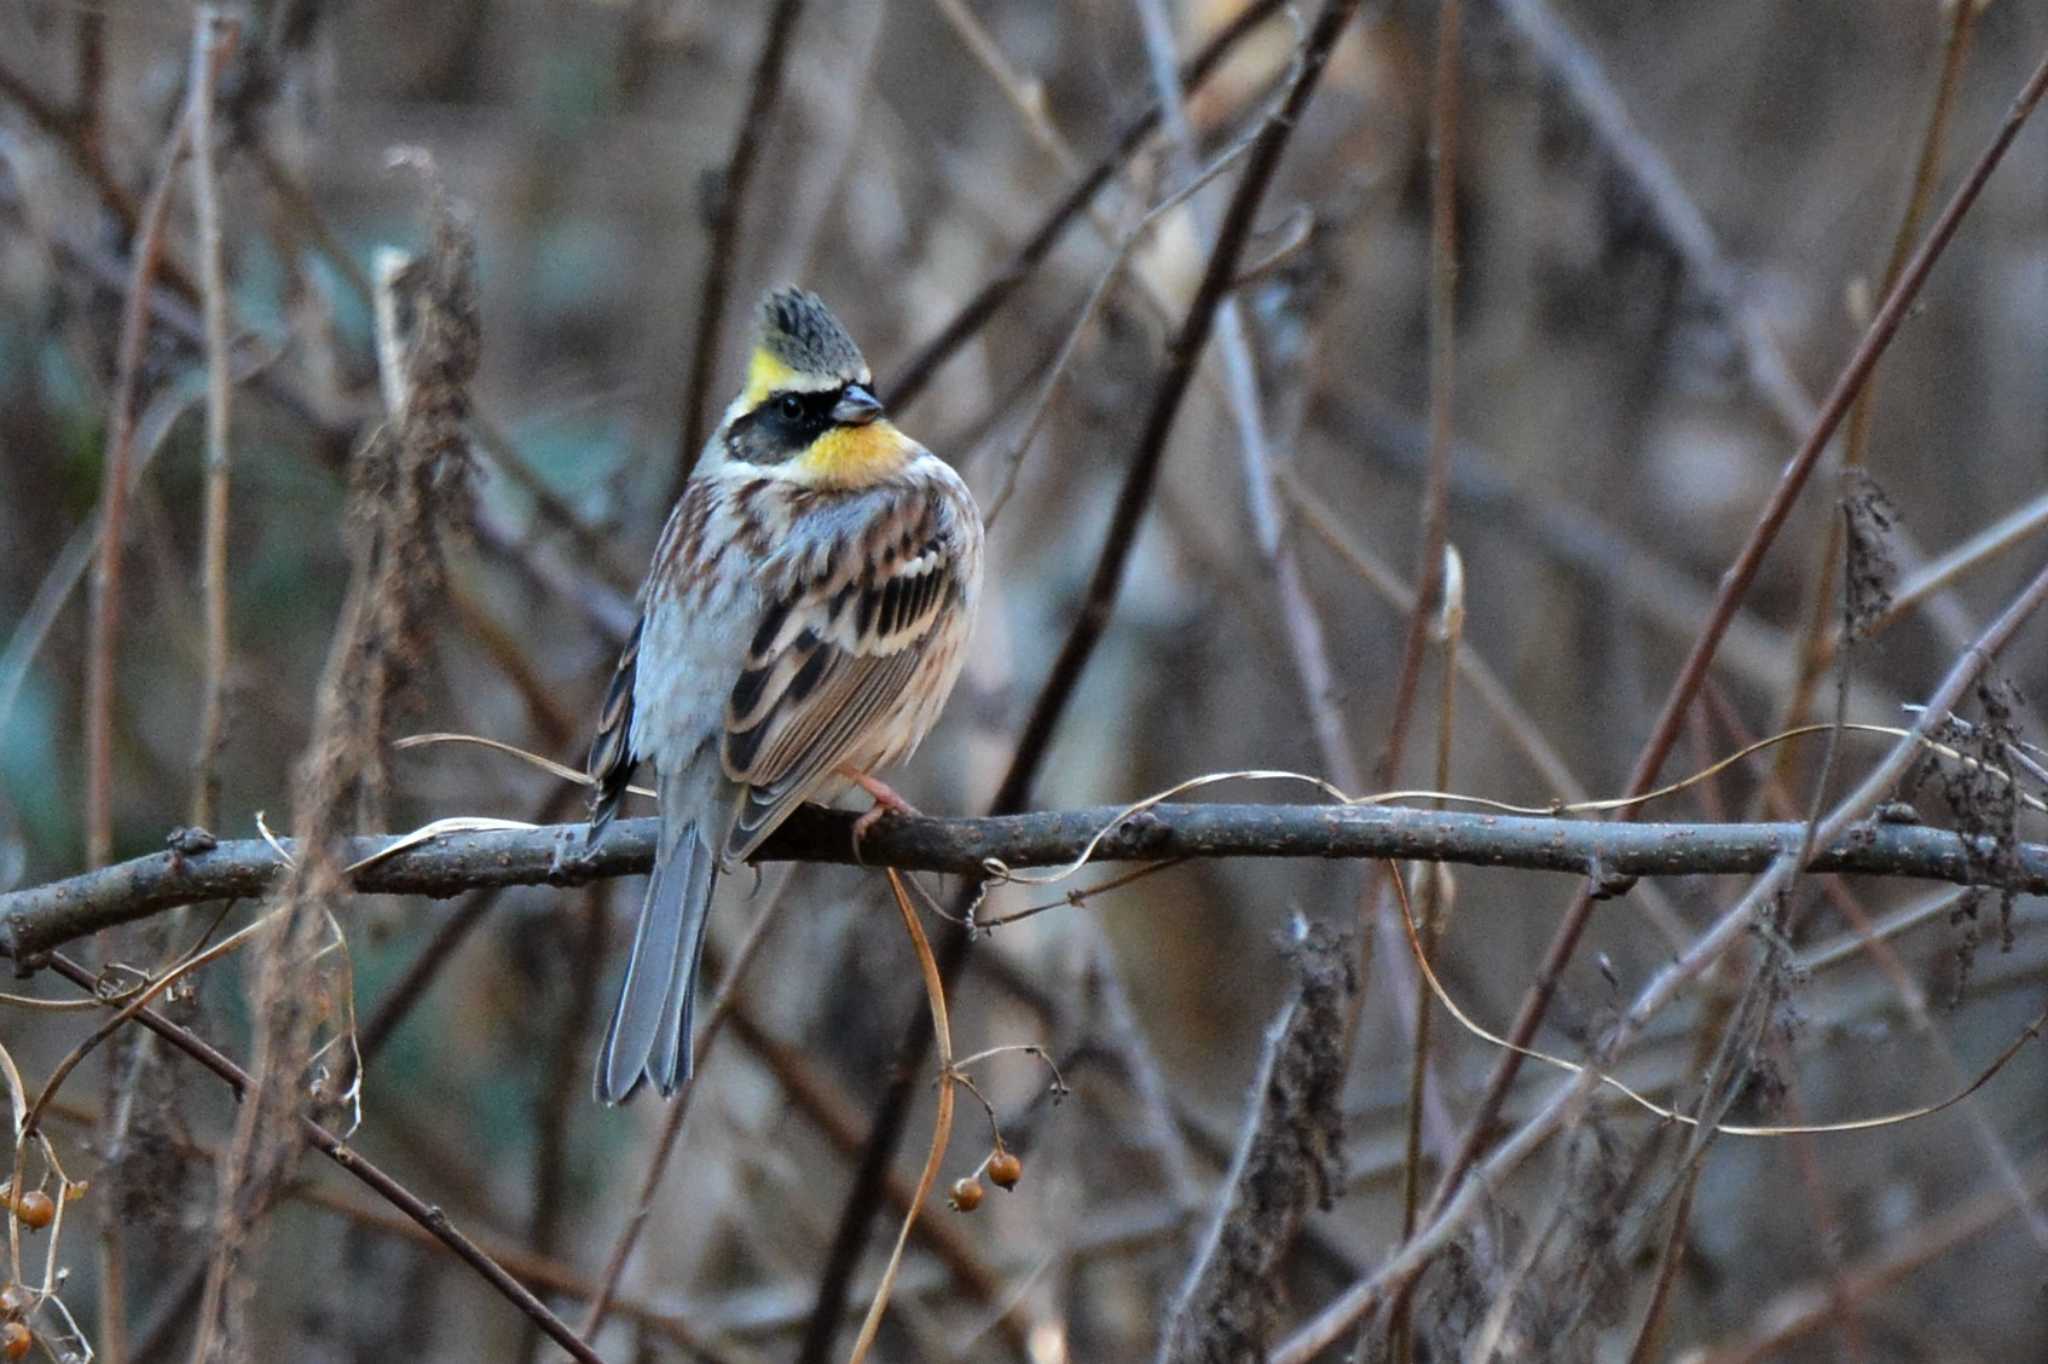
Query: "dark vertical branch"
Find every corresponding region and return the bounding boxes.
[884,0,1290,412]
[75,5,105,166]
[794,3,1362,1358]
[1416,37,2048,1244]
[516,885,607,1364]
[668,0,806,501]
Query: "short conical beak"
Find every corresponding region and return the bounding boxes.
[832,384,884,425]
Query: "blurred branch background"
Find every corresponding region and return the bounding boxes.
[2,1,2046,1361]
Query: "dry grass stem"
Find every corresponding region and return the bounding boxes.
[186,9,240,832]
[847,869,956,1364]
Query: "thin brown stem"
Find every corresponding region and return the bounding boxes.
[1623,1141,1706,1363]
[1777,1045,1870,1362]
[1771,0,1980,793]
[1374,0,1463,797]
[1276,553,2048,1362]
[0,57,142,240]
[1415,36,2048,1251]
[1390,549,1463,1362]
[79,52,218,1362]
[885,0,1289,411]
[41,954,605,1364]
[84,95,193,871]
[670,0,806,499]
[188,10,240,832]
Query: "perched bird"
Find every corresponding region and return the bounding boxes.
[585,287,985,1104]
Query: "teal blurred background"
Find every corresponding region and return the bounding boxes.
[3,2,2047,1360]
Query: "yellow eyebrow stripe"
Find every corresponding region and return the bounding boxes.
[744,348,801,407]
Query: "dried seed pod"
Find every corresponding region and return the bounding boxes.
[0,1285,27,1319]
[11,1192,52,1232]
[1,1320,30,1361]
[947,1177,984,1212]
[986,1150,1023,1190]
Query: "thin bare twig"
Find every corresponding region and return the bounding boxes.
[1410,36,2048,1263]
[1374,0,1463,799]
[39,954,605,1364]
[77,42,228,1359]
[670,0,806,498]
[885,0,1288,411]
[1771,0,1981,797]
[0,55,145,244]
[1390,548,1464,1361]
[188,9,240,832]
[84,90,194,872]
[1276,551,2048,1361]
[846,869,956,1363]
[1623,1148,1705,1364]
[797,7,1362,1355]
[1491,0,1995,670]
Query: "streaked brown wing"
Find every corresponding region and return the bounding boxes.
[721,540,960,862]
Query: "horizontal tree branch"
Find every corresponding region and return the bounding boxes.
[5,803,2043,963]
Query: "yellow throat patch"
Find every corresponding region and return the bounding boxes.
[790,419,916,487]
[742,345,912,486]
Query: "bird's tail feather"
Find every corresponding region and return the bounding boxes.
[595,817,718,1104]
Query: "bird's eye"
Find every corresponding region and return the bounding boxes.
[777,394,805,421]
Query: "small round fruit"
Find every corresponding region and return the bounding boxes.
[0,1284,26,1319]
[948,1177,984,1212]
[986,1150,1023,1189]
[2,1320,31,1361]
[12,1191,52,1231]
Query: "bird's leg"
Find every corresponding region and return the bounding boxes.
[838,766,919,861]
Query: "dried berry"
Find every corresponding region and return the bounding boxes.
[986,1150,1023,1190]
[947,1177,984,1212]
[1,1320,29,1361]
[12,1191,52,1231]
[0,1285,27,1319]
